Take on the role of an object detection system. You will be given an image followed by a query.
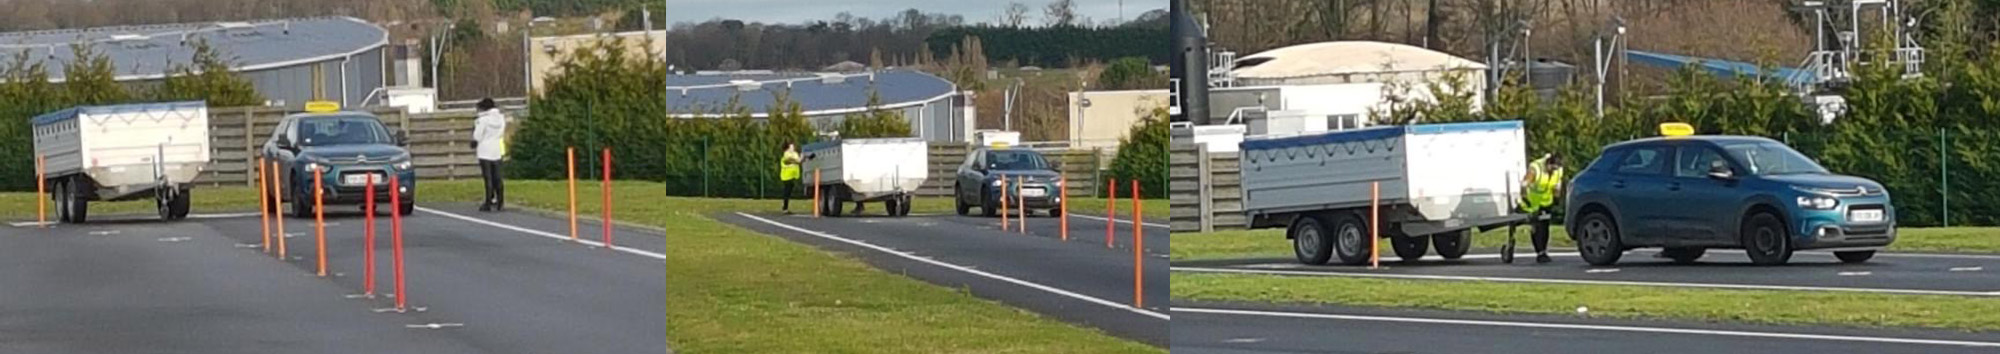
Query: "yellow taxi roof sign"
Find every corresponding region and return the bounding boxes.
[304,101,340,113]
[1660,123,1695,137]
[990,142,1011,149]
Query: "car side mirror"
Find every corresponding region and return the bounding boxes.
[393,131,409,146]
[1707,164,1734,180]
[275,135,296,151]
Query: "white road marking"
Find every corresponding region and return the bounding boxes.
[1222,338,1266,344]
[1174,267,2000,296]
[415,207,666,261]
[1585,268,1621,274]
[156,237,191,242]
[1176,307,2000,348]
[1839,271,1873,276]
[188,212,260,219]
[1951,267,1983,272]
[89,230,121,235]
[737,212,1170,320]
[6,221,55,227]
[1070,213,1168,229]
[404,323,465,329]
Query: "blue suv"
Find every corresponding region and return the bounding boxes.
[260,108,416,217]
[1565,132,1894,265]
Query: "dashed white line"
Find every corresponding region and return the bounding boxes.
[415,207,666,261]
[736,212,1170,320]
[1176,307,2000,348]
[1173,266,2000,296]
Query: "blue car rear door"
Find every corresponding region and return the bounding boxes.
[1608,144,1674,243]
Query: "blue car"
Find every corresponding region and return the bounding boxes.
[260,104,416,217]
[1564,127,1894,265]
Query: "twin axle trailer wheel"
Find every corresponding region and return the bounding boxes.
[818,185,914,217]
[1288,211,1472,266]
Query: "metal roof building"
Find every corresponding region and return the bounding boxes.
[665,69,972,142]
[0,17,389,109]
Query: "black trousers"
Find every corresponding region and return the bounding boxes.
[780,180,795,211]
[1530,209,1552,254]
[479,159,504,208]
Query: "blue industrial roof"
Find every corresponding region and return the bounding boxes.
[30,101,206,126]
[1626,50,1815,86]
[664,69,957,116]
[0,17,387,82]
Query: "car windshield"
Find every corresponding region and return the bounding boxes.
[987,150,1050,170]
[298,117,390,146]
[1723,141,1828,175]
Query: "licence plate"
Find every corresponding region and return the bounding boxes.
[1850,209,1884,222]
[1021,187,1046,198]
[343,173,378,186]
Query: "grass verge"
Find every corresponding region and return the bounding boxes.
[1175,272,2000,331]
[1174,226,2000,261]
[0,180,1156,352]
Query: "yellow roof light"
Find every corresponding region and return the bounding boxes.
[304,101,340,113]
[1660,122,1694,137]
[990,142,1011,149]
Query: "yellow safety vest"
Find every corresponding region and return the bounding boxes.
[779,150,802,181]
[1522,158,1564,213]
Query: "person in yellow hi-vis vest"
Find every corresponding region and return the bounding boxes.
[1517,153,1566,264]
[780,142,803,214]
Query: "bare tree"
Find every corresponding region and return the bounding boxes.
[1044,0,1078,27]
[1002,2,1031,27]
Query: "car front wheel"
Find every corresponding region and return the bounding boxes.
[1834,250,1875,263]
[1576,212,1623,266]
[1741,212,1793,265]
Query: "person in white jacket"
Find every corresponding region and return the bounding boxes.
[472,98,507,212]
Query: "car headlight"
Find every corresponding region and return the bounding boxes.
[991,179,1006,187]
[1797,196,1839,210]
[305,162,325,173]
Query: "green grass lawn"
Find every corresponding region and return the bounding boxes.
[1176,272,2000,332]
[2,180,1158,353]
[1174,226,2000,261]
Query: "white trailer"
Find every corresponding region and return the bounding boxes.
[802,137,929,217]
[32,101,211,223]
[1240,121,1528,265]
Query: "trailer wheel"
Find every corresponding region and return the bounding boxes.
[66,176,90,223]
[158,187,190,221]
[898,195,914,216]
[1331,212,1372,266]
[53,179,71,223]
[1432,230,1472,260]
[1290,215,1334,265]
[1391,235,1430,262]
[824,187,846,217]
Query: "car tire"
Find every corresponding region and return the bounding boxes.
[1661,247,1705,264]
[1331,212,1373,266]
[1834,250,1875,263]
[398,202,414,216]
[290,186,314,219]
[980,190,998,217]
[1048,207,1063,217]
[1290,214,1334,265]
[1576,212,1624,266]
[954,186,970,216]
[1391,235,1430,262]
[1432,230,1472,260]
[1741,212,1793,265]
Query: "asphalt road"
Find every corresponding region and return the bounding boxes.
[0,204,667,354]
[1178,249,2000,295]
[717,211,1170,347]
[1171,302,2000,354]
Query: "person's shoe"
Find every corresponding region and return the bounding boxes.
[1536,254,1553,264]
[478,204,492,212]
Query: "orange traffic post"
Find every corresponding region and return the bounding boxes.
[315,168,327,277]
[272,161,287,260]
[36,154,45,227]
[1131,180,1143,308]
[1059,177,1068,241]
[364,174,377,296]
[1370,181,1380,269]
[812,169,822,218]
[391,175,407,312]
[999,178,1009,231]
[601,148,614,249]
[566,147,578,242]
[257,157,270,252]
[1017,176,1026,234]
[1105,178,1116,248]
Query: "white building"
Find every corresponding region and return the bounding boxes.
[1205,41,1488,132]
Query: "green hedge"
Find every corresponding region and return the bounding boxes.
[925,26,1168,67]
[1108,109,1168,199]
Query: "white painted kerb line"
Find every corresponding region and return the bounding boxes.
[1071,214,1168,229]
[1176,307,2000,348]
[417,207,666,260]
[737,212,1170,320]
[1174,267,2000,296]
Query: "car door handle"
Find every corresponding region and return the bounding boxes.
[1612,180,1626,189]
[1668,182,1682,192]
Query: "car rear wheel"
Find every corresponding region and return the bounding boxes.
[1741,212,1793,265]
[1577,212,1623,266]
[1391,235,1429,262]
[1661,247,1705,264]
[1331,212,1373,266]
[1834,250,1875,263]
[1290,215,1334,265]
[954,186,970,216]
[1432,230,1471,260]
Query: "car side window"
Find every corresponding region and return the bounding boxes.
[1614,146,1670,176]
[1675,146,1729,178]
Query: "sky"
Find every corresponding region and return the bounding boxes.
[656,0,1163,26]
